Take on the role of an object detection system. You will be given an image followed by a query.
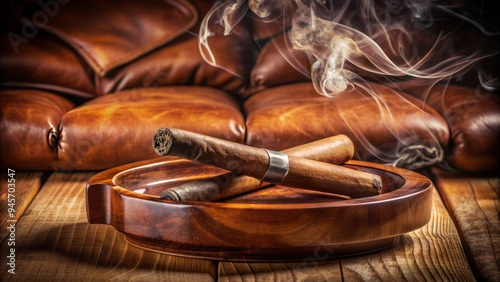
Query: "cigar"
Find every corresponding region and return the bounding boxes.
[160,134,355,201]
[152,128,382,199]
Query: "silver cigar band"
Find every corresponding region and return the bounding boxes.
[261,149,289,184]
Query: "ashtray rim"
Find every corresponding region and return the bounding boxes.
[86,157,434,261]
[92,158,430,209]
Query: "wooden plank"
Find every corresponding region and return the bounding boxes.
[431,168,500,282]
[0,172,217,281]
[219,261,342,282]
[219,187,475,281]
[341,187,474,281]
[0,171,48,243]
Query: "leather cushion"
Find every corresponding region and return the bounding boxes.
[245,82,450,170]
[3,0,253,98]
[103,0,255,98]
[248,2,293,41]
[0,89,75,170]
[399,83,500,172]
[0,31,97,99]
[25,0,198,76]
[249,32,311,95]
[248,31,392,94]
[249,17,497,95]
[58,87,246,170]
[101,26,253,98]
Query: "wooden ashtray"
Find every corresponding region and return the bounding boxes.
[86,158,433,262]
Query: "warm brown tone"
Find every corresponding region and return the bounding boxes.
[153,128,382,197]
[86,158,432,261]
[161,134,355,201]
[58,87,245,170]
[398,83,500,172]
[2,0,499,173]
[0,90,74,170]
[245,82,451,170]
[3,168,497,280]
[1,0,498,280]
[431,168,500,281]
[26,0,198,76]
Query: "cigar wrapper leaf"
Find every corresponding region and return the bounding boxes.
[153,128,382,200]
[161,134,356,201]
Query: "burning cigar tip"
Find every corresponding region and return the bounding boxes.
[153,128,173,156]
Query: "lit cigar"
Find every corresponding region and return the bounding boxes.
[160,134,355,201]
[152,128,382,199]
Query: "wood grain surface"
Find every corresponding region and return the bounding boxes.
[0,170,479,281]
[431,168,500,282]
[0,171,48,243]
[0,172,217,281]
[86,159,432,261]
[218,188,476,281]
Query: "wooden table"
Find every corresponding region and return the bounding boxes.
[1,169,498,281]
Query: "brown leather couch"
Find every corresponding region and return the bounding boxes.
[1,0,499,174]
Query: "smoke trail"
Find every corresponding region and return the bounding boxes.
[199,0,248,70]
[478,69,499,92]
[248,0,290,20]
[201,0,497,96]
[197,0,498,169]
[288,0,493,96]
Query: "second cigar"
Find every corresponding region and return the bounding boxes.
[152,128,382,199]
[161,134,355,201]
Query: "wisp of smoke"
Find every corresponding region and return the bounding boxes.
[200,0,497,96]
[287,0,491,96]
[199,0,248,70]
[198,0,498,169]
